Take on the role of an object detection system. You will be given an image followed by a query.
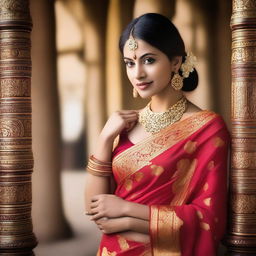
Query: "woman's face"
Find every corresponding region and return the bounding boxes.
[123,39,181,99]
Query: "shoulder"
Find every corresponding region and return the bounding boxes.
[184,101,228,127]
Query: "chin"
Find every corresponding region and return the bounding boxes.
[138,91,155,99]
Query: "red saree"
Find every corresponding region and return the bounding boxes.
[97,110,230,256]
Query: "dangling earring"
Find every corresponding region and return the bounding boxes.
[133,88,139,98]
[171,72,183,91]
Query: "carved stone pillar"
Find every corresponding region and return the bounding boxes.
[225,0,256,254]
[0,0,37,254]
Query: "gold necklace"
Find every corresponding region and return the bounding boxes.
[138,97,187,134]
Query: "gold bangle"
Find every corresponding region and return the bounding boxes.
[90,155,112,165]
[86,155,112,177]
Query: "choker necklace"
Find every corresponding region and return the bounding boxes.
[139,97,187,134]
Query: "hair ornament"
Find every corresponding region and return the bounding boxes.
[180,52,197,78]
[127,27,138,51]
[127,37,138,51]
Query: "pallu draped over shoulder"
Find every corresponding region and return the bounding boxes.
[97,110,230,256]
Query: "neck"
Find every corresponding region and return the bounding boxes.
[150,90,184,112]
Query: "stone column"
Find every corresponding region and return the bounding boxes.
[82,0,109,154]
[30,0,71,242]
[0,0,37,254]
[134,0,175,19]
[106,0,136,114]
[225,0,256,254]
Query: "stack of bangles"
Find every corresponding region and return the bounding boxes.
[86,155,112,177]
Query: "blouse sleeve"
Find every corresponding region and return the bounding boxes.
[149,119,230,256]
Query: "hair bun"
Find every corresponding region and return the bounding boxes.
[181,68,198,92]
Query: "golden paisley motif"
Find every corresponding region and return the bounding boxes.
[196,210,203,219]
[150,165,164,176]
[172,158,197,194]
[204,197,211,207]
[124,179,133,191]
[134,172,144,182]
[102,247,117,256]
[213,136,225,147]
[203,182,209,191]
[117,235,130,250]
[200,222,210,231]
[184,140,197,154]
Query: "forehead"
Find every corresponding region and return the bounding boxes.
[123,38,161,58]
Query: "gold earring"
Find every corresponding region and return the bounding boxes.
[171,73,183,90]
[133,88,139,98]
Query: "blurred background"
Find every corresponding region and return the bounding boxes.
[30,0,232,255]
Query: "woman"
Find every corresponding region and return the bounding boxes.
[85,13,229,256]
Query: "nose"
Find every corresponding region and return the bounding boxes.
[135,64,146,80]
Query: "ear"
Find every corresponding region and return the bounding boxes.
[172,56,182,72]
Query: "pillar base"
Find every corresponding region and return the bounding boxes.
[0,233,37,255]
[225,235,256,255]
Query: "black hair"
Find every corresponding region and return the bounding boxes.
[119,13,198,92]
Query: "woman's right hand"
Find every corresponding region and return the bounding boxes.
[100,110,138,142]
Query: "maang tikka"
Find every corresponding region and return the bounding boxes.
[128,28,139,98]
[127,28,138,59]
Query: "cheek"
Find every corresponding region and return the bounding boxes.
[126,69,134,84]
[153,68,171,86]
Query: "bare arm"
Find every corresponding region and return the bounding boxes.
[85,111,138,212]
[90,195,150,220]
[84,135,113,212]
[96,216,149,235]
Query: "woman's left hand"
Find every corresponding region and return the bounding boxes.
[95,217,131,234]
[89,194,128,220]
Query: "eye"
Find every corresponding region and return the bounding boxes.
[124,61,135,68]
[144,57,155,64]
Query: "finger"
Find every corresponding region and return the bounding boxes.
[125,122,135,130]
[90,208,99,215]
[118,110,138,115]
[90,202,98,208]
[85,211,94,216]
[91,197,99,202]
[95,217,108,225]
[123,117,139,124]
[126,123,136,132]
[119,114,139,120]
[90,212,104,221]
[91,194,108,202]
[120,113,138,119]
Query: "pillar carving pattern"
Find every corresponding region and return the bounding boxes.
[0,0,37,254]
[226,0,256,254]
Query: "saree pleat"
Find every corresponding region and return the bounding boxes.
[97,110,230,256]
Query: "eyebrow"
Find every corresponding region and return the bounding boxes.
[123,53,157,61]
